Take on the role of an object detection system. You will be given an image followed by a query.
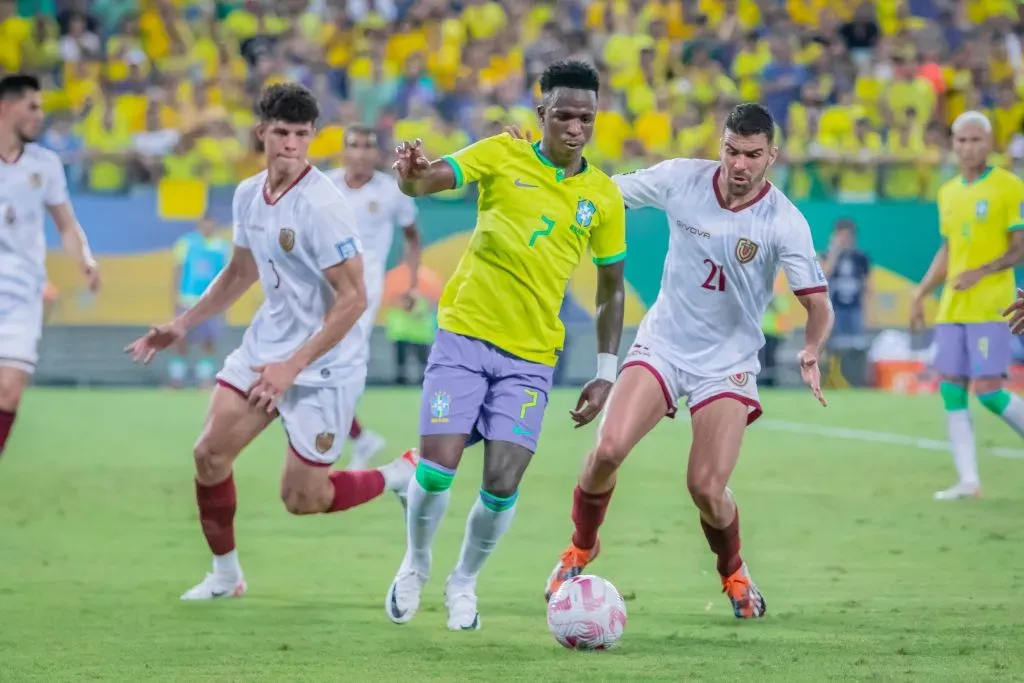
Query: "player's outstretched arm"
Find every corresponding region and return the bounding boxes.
[125,246,258,365]
[909,241,948,331]
[393,139,456,197]
[49,202,100,293]
[796,291,834,407]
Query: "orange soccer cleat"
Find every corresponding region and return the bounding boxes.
[544,541,601,602]
[722,563,767,618]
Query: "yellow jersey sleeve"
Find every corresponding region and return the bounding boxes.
[442,133,510,189]
[1002,175,1024,231]
[590,183,627,266]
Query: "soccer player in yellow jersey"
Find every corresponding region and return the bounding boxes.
[910,111,1024,501]
[384,61,627,630]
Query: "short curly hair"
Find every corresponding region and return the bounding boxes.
[257,83,320,125]
[539,59,600,95]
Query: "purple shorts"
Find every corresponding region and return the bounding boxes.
[177,306,223,345]
[932,322,1012,379]
[420,330,555,452]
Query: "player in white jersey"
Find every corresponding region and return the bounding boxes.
[0,74,100,460]
[327,124,421,469]
[532,104,834,618]
[125,83,416,600]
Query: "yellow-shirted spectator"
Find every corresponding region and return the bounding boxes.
[787,85,826,142]
[592,94,633,164]
[878,0,929,35]
[964,0,1016,24]
[634,93,674,155]
[139,4,192,62]
[673,108,714,158]
[700,0,761,31]
[194,121,244,187]
[386,21,429,68]
[163,136,206,181]
[221,3,287,44]
[523,3,555,42]
[787,0,827,27]
[420,115,471,159]
[82,102,133,191]
[831,118,883,202]
[943,57,973,125]
[884,113,927,199]
[987,42,1016,86]
[992,85,1024,152]
[0,4,31,72]
[885,59,935,125]
[920,121,949,200]
[732,33,771,101]
[683,54,739,110]
[424,19,463,91]
[308,124,345,164]
[21,15,61,74]
[602,15,650,92]
[462,0,506,41]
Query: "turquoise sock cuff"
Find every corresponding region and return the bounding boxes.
[479,488,518,512]
[415,459,455,493]
[978,389,1012,415]
[939,382,969,411]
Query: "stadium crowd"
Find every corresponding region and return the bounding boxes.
[4,0,1023,201]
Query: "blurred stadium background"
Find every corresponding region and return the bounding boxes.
[5,2,1024,680]
[17,0,1024,391]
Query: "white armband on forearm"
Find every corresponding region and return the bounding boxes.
[596,353,618,382]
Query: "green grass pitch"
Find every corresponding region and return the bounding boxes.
[2,388,1024,682]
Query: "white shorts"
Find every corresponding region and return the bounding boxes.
[622,340,763,424]
[0,300,43,375]
[215,350,365,466]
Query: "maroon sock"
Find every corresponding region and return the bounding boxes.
[0,409,15,457]
[328,469,385,512]
[571,485,614,550]
[195,474,237,556]
[701,507,743,577]
[349,417,362,440]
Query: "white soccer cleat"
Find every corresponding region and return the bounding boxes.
[444,575,481,631]
[386,558,427,624]
[180,572,247,601]
[934,481,982,500]
[348,430,387,469]
[378,448,418,509]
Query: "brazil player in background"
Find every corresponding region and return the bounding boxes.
[385,60,627,631]
[170,214,230,388]
[911,111,1024,501]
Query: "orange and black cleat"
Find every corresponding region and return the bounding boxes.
[544,541,601,602]
[722,563,767,618]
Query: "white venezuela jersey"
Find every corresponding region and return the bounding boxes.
[232,165,365,387]
[0,144,68,308]
[615,158,827,378]
[325,168,417,294]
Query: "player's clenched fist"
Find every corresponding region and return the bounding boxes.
[124,321,187,365]
[1003,288,1024,335]
[247,360,300,413]
[797,348,827,407]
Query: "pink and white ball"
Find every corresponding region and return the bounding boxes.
[546,575,627,651]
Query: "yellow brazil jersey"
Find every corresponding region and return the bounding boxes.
[937,167,1024,323]
[440,134,627,366]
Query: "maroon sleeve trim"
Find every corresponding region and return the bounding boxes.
[793,285,828,296]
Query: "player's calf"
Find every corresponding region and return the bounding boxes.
[0,366,27,457]
[281,446,416,515]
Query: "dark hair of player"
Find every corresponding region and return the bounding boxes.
[539,60,600,97]
[724,103,775,145]
[256,83,320,125]
[0,74,41,101]
[344,123,378,146]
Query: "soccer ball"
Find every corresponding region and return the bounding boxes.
[546,574,627,650]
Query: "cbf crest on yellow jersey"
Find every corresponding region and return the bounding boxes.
[937,167,1024,323]
[439,133,627,366]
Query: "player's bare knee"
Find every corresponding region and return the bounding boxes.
[687,476,726,515]
[592,432,630,472]
[280,488,322,515]
[193,438,233,484]
[0,370,26,412]
[480,471,519,500]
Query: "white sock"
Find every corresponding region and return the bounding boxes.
[997,393,1024,438]
[946,410,979,485]
[451,493,517,582]
[406,478,450,575]
[212,549,241,582]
